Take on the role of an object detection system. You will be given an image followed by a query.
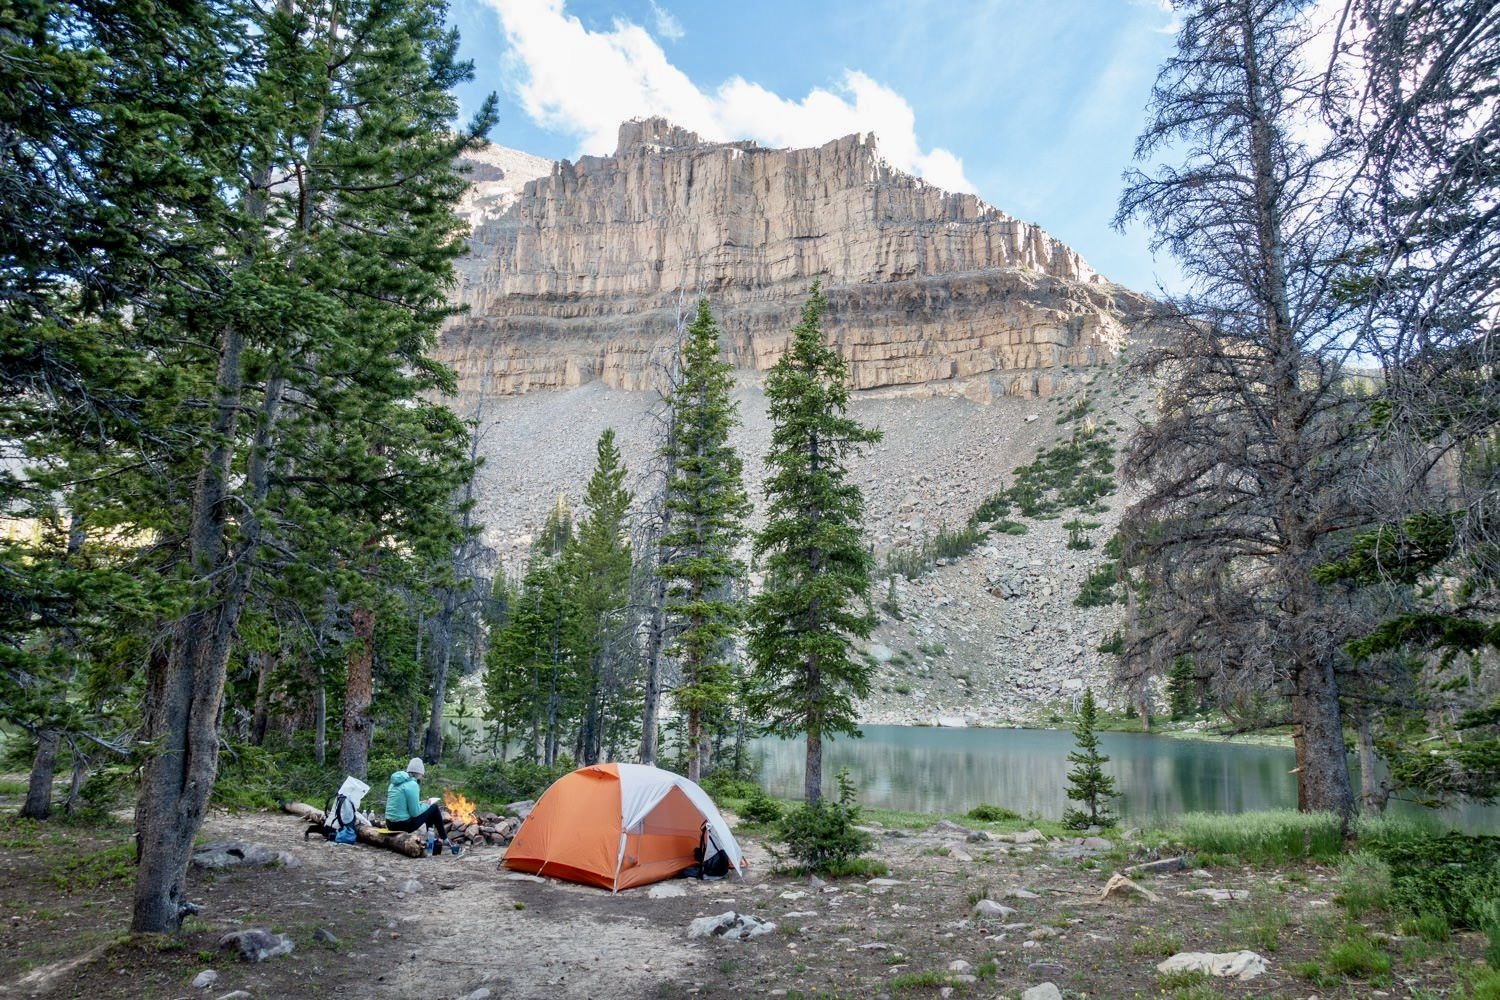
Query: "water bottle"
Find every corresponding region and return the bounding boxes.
[425,836,436,856]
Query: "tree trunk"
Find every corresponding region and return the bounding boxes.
[1291,658,1354,822]
[249,650,273,747]
[640,574,667,766]
[313,671,327,766]
[686,705,702,783]
[339,606,376,778]
[1356,710,1388,813]
[805,730,823,805]
[21,730,59,820]
[423,617,452,762]
[64,742,88,815]
[132,292,259,932]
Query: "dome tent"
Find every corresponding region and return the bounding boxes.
[502,762,745,891]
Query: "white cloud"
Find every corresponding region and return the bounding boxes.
[648,0,683,42]
[483,0,975,193]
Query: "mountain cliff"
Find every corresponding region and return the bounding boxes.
[440,118,1151,404]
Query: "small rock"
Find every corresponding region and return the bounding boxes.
[779,890,808,901]
[865,878,903,887]
[931,820,974,837]
[192,969,219,989]
[216,993,253,1000]
[686,911,776,941]
[399,879,423,894]
[1008,888,1041,900]
[312,927,339,947]
[973,900,1018,918]
[1081,837,1114,851]
[1029,926,1059,940]
[1124,855,1188,876]
[1099,873,1160,903]
[1158,950,1268,981]
[503,873,546,883]
[1027,962,1067,976]
[648,883,687,899]
[1180,888,1251,903]
[459,990,492,1000]
[1022,984,1062,1000]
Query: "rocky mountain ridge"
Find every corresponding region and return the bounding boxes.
[440,118,1152,405]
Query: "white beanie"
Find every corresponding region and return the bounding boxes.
[406,757,425,776]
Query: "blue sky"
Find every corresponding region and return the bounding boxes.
[446,0,1184,294]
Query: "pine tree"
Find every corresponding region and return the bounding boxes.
[565,429,636,764]
[1063,688,1117,829]
[748,283,882,804]
[658,299,750,782]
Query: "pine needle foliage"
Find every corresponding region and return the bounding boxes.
[1063,688,1117,829]
[659,299,750,781]
[748,283,882,803]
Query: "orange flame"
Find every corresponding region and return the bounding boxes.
[443,789,477,827]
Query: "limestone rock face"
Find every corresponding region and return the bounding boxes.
[442,118,1151,403]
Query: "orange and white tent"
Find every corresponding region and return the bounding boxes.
[502,763,746,891]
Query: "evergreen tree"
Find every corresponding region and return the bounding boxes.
[1114,0,1364,820]
[658,299,750,781]
[1063,688,1117,829]
[126,0,495,931]
[748,284,882,804]
[565,429,635,765]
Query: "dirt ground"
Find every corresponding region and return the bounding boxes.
[0,804,1486,1000]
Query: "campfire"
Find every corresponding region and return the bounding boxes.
[439,789,519,850]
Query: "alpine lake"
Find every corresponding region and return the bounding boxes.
[749,724,1500,833]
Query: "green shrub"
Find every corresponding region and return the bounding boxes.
[1359,828,1500,930]
[462,757,572,807]
[773,769,875,875]
[1075,560,1122,607]
[700,772,761,801]
[739,787,783,825]
[967,804,1021,823]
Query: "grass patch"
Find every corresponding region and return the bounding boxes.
[1165,810,1343,863]
[1156,969,1210,991]
[1336,850,1391,918]
[1226,902,1290,952]
[1128,927,1183,957]
[1325,930,1393,981]
[48,843,135,893]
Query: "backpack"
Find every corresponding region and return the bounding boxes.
[305,775,369,843]
[678,822,730,880]
[306,791,358,842]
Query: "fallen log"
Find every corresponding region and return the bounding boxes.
[281,800,425,857]
[282,801,325,823]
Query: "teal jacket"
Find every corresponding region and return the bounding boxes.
[385,770,422,822]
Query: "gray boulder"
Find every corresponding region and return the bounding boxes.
[218,929,295,963]
[192,841,298,871]
[687,911,776,941]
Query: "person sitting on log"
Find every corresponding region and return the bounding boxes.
[384,757,462,856]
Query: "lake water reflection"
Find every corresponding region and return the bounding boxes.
[750,725,1498,832]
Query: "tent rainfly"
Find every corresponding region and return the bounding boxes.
[501,762,746,891]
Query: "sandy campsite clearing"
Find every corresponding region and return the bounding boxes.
[0,803,1488,999]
